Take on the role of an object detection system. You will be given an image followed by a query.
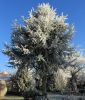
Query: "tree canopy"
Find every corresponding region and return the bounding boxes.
[3,3,76,95]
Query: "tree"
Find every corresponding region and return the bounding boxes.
[3,3,75,97]
[11,67,35,94]
[66,52,85,93]
[54,69,67,92]
[46,69,67,92]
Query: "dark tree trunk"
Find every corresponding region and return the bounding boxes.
[41,74,49,100]
[72,79,78,93]
[69,74,78,94]
[42,75,47,95]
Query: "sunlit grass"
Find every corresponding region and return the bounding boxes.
[0,96,24,100]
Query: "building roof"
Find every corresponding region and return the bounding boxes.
[0,73,10,76]
[0,72,11,80]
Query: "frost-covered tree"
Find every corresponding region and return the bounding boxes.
[47,69,67,92]
[66,52,85,93]
[54,69,67,92]
[3,3,75,96]
[11,67,35,93]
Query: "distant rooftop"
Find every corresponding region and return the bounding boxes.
[0,71,11,80]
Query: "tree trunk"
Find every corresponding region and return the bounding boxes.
[42,74,47,95]
[72,79,78,93]
[42,74,48,100]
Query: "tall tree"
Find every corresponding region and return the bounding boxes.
[3,3,75,96]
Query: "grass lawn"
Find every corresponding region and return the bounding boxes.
[0,96,24,100]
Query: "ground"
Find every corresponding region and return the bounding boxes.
[0,96,24,100]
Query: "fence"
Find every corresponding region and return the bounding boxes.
[36,94,85,100]
[48,95,85,100]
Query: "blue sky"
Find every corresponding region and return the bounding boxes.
[0,0,85,72]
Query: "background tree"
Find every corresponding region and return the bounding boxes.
[3,3,75,97]
[66,52,85,93]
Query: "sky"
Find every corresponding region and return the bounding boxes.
[0,0,85,72]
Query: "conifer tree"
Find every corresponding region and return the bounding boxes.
[3,3,75,96]
[11,67,35,93]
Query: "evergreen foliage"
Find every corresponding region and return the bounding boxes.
[11,67,35,93]
[3,3,75,95]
